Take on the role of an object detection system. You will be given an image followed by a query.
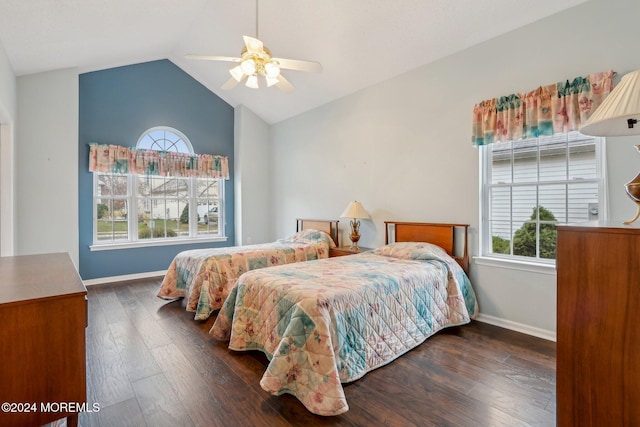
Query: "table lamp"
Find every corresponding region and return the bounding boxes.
[340,201,370,250]
[580,69,640,224]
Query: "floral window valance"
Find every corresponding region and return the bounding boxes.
[472,70,615,146]
[88,143,229,179]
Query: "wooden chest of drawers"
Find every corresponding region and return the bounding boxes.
[0,253,87,427]
[556,222,640,426]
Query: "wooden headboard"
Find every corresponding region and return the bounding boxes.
[296,218,340,247]
[384,221,469,273]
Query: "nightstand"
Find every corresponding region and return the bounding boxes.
[329,246,372,257]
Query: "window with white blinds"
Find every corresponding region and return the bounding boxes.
[480,131,606,263]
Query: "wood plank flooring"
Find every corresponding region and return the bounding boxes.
[74,278,556,427]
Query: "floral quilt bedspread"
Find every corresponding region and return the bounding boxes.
[157,229,335,320]
[209,242,478,415]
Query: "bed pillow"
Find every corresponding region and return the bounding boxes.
[372,241,449,261]
[278,229,337,248]
[375,241,478,317]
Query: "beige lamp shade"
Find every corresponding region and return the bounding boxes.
[580,69,640,224]
[340,201,370,219]
[580,69,640,137]
[340,201,369,250]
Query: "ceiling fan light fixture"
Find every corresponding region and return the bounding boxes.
[264,61,280,79]
[229,65,244,82]
[246,75,259,89]
[184,0,322,93]
[266,75,279,87]
[240,58,256,75]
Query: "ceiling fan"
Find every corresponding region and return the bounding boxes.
[185,1,322,92]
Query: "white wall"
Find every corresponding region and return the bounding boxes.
[4,0,638,338]
[267,0,640,339]
[234,104,271,244]
[0,38,17,256]
[16,68,79,266]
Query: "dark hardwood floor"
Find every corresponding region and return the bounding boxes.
[74,278,556,427]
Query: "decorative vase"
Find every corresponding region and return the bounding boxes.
[349,219,361,250]
[350,231,361,248]
[625,173,640,202]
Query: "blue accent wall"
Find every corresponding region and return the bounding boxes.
[78,59,234,280]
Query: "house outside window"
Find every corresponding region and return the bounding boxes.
[480,131,606,264]
[92,127,225,248]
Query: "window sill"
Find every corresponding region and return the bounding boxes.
[473,256,556,275]
[90,236,228,251]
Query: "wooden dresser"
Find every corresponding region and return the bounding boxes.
[0,253,87,427]
[556,221,640,426]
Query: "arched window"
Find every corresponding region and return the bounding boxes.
[136,126,194,153]
[92,127,225,249]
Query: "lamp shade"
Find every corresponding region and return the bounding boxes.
[245,75,259,89]
[340,201,370,219]
[229,65,244,82]
[580,69,640,137]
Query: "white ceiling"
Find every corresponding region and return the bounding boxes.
[0,0,588,124]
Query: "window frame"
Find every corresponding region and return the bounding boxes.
[478,131,608,268]
[90,127,228,251]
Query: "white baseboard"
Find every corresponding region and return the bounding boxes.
[475,313,556,342]
[83,270,167,287]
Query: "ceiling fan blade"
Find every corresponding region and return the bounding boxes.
[243,36,264,54]
[272,57,322,73]
[221,77,241,90]
[185,54,242,63]
[275,75,295,93]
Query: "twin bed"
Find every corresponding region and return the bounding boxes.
[205,221,478,416]
[157,219,339,320]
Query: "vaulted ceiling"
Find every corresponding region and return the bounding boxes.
[0,0,588,124]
